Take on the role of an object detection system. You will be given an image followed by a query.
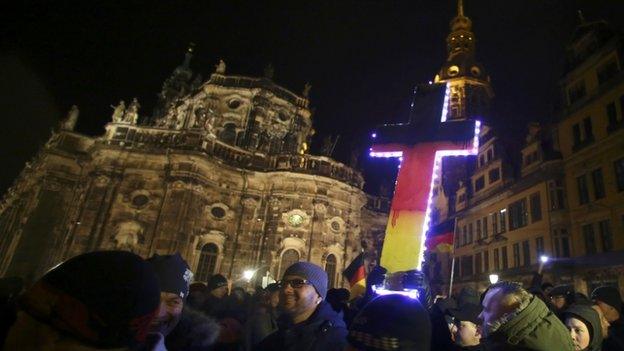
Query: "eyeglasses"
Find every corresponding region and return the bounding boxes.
[278,279,311,289]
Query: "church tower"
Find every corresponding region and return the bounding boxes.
[434,0,493,121]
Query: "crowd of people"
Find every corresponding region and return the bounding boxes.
[0,250,623,350]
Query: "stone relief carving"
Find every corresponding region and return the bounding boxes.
[113,220,144,251]
[325,216,345,235]
[242,197,258,209]
[94,175,111,187]
[314,203,327,215]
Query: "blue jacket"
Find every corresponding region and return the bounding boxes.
[255,301,347,351]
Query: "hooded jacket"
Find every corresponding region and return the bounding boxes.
[482,295,574,351]
[255,301,347,351]
[562,304,603,351]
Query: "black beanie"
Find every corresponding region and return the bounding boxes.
[147,252,193,299]
[207,274,228,291]
[348,294,431,350]
[591,286,622,313]
[20,251,160,348]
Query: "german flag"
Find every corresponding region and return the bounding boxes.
[343,253,366,299]
[425,219,455,253]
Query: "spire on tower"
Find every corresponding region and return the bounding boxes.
[457,0,464,17]
[182,42,195,69]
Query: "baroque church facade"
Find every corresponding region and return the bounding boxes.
[0,48,388,286]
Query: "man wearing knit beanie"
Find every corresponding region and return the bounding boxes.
[591,286,624,349]
[591,286,622,323]
[256,261,347,351]
[146,253,193,337]
[203,274,229,317]
[2,251,161,350]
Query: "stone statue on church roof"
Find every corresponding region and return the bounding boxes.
[215,59,226,74]
[61,105,79,131]
[303,82,312,98]
[111,100,125,123]
[123,98,140,124]
[349,149,360,169]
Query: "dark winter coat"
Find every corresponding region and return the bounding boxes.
[243,307,278,351]
[202,294,226,319]
[481,295,574,351]
[430,302,458,351]
[254,301,347,351]
[604,318,624,351]
[562,304,603,351]
[165,308,220,351]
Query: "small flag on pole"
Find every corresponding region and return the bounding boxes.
[425,219,455,253]
[343,252,366,299]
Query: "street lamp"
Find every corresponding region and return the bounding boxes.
[243,269,255,281]
[540,255,549,264]
[489,274,499,285]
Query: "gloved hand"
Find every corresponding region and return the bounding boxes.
[402,270,433,309]
[366,265,387,292]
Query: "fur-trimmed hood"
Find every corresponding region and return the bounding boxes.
[483,295,574,351]
[165,307,220,351]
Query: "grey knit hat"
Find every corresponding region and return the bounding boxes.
[283,262,328,299]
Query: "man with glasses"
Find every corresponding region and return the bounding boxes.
[255,261,347,351]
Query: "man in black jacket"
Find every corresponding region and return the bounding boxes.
[592,286,624,350]
[255,262,347,351]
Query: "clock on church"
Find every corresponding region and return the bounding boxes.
[288,214,304,227]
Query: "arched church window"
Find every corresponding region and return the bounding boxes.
[325,254,337,289]
[196,243,218,282]
[219,123,237,145]
[279,249,300,278]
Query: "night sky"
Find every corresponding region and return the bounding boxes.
[2,1,623,194]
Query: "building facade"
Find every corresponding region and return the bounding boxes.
[0,52,388,286]
[556,18,624,294]
[427,16,624,296]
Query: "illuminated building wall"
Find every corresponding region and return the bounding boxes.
[0,58,388,286]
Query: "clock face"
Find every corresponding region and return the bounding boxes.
[288,214,304,227]
[447,65,460,77]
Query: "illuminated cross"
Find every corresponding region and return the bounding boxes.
[370,83,480,273]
